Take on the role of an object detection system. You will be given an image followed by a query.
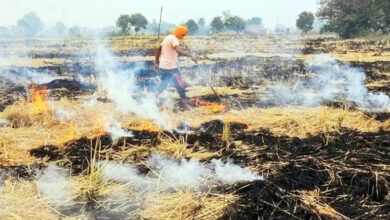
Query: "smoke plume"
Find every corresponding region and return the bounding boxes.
[101,154,263,191]
[0,118,10,127]
[36,157,262,214]
[36,165,75,207]
[105,122,133,141]
[0,68,61,85]
[268,54,390,111]
[94,46,169,129]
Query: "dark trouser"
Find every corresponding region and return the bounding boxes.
[155,68,187,99]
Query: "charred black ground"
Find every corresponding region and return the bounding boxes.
[2,119,390,218]
[21,118,390,219]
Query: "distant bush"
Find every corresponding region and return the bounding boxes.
[317,0,390,38]
[129,13,148,35]
[116,15,131,34]
[211,16,224,33]
[224,16,246,34]
[296,12,314,34]
[185,19,199,34]
[17,12,44,37]
[116,13,148,35]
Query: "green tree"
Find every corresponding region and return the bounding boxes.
[17,12,44,37]
[224,16,246,33]
[129,13,148,34]
[296,11,314,33]
[317,0,390,38]
[248,17,262,25]
[185,19,199,34]
[371,0,390,34]
[211,16,224,33]
[116,14,131,33]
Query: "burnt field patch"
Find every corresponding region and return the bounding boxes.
[226,128,390,218]
[1,35,390,219]
[12,118,389,219]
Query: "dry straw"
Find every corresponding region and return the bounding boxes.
[1,96,389,165]
[141,192,236,220]
[175,106,387,138]
[298,190,350,220]
[156,135,217,160]
[0,180,87,220]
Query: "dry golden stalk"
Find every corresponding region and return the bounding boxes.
[222,122,231,149]
[141,192,236,220]
[382,119,390,131]
[0,180,86,220]
[156,137,217,160]
[1,101,53,128]
[298,190,350,220]
[0,95,386,166]
[195,193,237,220]
[109,146,151,163]
[173,106,383,138]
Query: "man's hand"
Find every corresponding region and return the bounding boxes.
[174,45,198,63]
[154,63,159,70]
[174,45,191,57]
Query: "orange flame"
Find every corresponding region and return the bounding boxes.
[29,84,49,114]
[136,120,160,132]
[93,114,106,136]
[190,98,228,113]
[55,122,76,145]
[128,118,161,132]
[66,123,76,140]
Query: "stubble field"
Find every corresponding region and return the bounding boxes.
[0,34,390,219]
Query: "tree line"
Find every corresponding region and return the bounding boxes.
[0,12,94,37]
[4,1,389,39]
[296,0,390,38]
[116,11,262,35]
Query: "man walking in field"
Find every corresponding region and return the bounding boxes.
[154,25,197,110]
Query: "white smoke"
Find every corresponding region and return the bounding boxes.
[0,68,61,85]
[94,46,169,129]
[36,165,75,207]
[101,154,263,192]
[211,159,264,184]
[100,162,147,189]
[0,118,10,127]
[105,122,133,141]
[268,54,390,111]
[83,95,98,106]
[36,156,262,215]
[145,154,213,190]
[52,108,72,122]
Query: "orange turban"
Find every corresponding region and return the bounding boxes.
[172,26,188,39]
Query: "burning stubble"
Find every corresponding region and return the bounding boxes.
[268,54,390,111]
[102,154,263,192]
[94,45,171,130]
[35,155,262,216]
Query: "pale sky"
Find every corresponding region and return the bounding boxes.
[0,0,319,29]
